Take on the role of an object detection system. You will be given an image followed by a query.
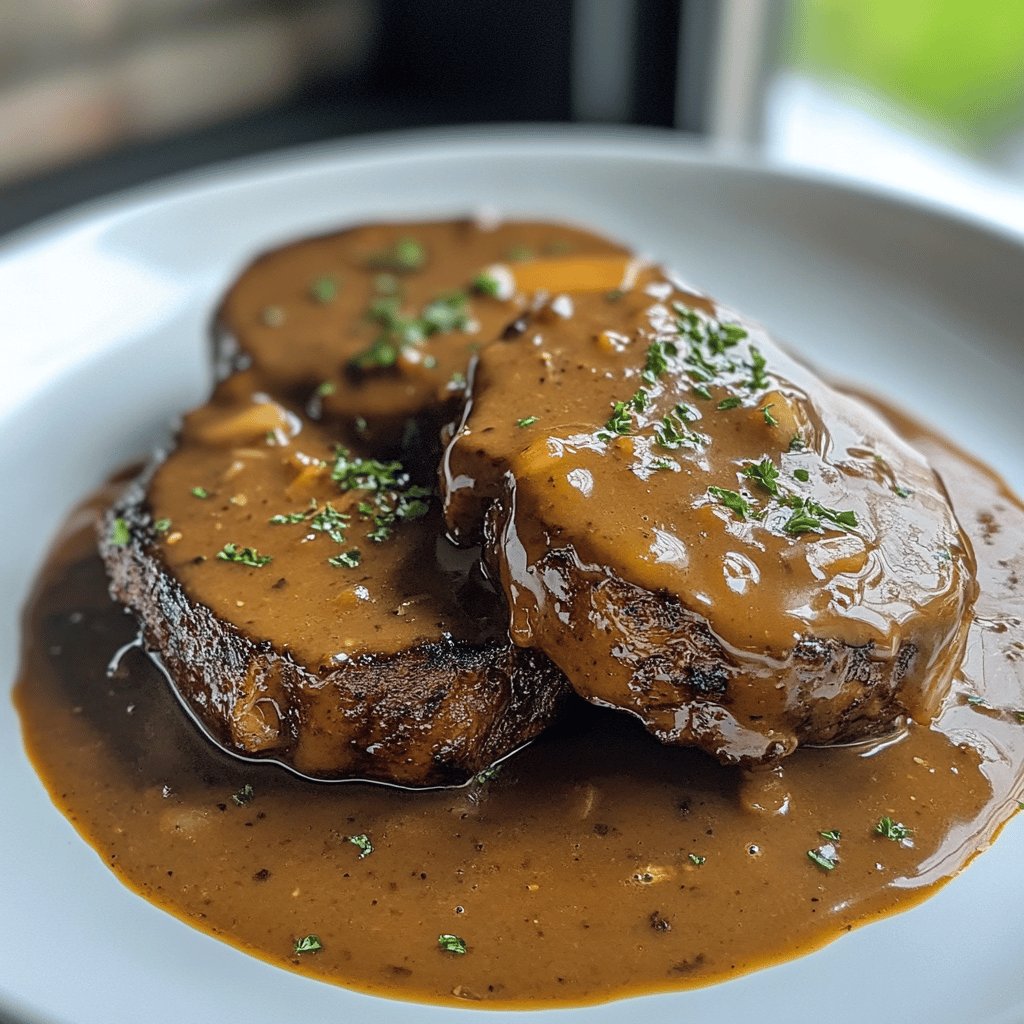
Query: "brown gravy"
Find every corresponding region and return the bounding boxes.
[12,396,1024,1009]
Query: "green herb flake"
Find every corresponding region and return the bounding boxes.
[602,400,633,437]
[328,549,362,569]
[894,485,913,498]
[421,291,470,334]
[309,276,338,304]
[708,487,751,520]
[438,933,468,955]
[875,817,912,842]
[746,346,769,391]
[472,272,501,297]
[368,237,426,273]
[516,416,539,428]
[788,434,807,452]
[966,694,989,707]
[654,404,701,450]
[349,336,398,371]
[605,288,625,303]
[642,338,678,384]
[716,396,742,411]
[293,934,323,955]
[688,853,706,866]
[448,371,467,390]
[153,518,172,534]
[191,486,210,499]
[761,403,778,426]
[315,380,336,397]
[793,468,810,483]
[692,383,712,400]
[217,543,272,568]
[231,783,254,806]
[110,517,131,547]
[505,244,534,263]
[819,829,842,842]
[741,457,780,497]
[784,496,858,536]
[474,764,502,784]
[807,847,838,872]
[347,833,373,859]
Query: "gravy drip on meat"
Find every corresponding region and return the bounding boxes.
[217,219,629,446]
[13,399,1024,1008]
[443,272,976,762]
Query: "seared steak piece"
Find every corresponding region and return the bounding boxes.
[100,376,568,787]
[442,267,977,766]
[214,218,630,450]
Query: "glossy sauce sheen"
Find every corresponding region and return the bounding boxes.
[443,273,975,763]
[217,219,629,446]
[13,401,1024,1008]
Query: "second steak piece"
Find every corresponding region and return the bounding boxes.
[100,375,567,787]
[442,267,977,766]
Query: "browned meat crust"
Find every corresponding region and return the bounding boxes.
[100,473,568,788]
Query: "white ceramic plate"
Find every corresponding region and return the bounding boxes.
[2,127,1023,1024]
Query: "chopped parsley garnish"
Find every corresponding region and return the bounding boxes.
[505,244,533,263]
[310,503,351,544]
[966,694,989,707]
[349,336,399,370]
[784,497,858,535]
[746,346,769,391]
[788,434,806,452]
[875,817,912,842]
[807,847,838,871]
[191,486,210,499]
[309,275,338,303]
[692,383,712,400]
[421,292,470,334]
[716,396,742,410]
[655,405,701,450]
[894,485,912,498]
[315,380,336,397]
[761,403,778,426]
[602,400,634,438]
[153,518,172,534]
[328,448,431,543]
[473,765,502,785]
[438,933,468,955]
[328,549,362,569]
[793,468,810,483]
[347,834,373,858]
[330,449,405,492]
[642,338,678,384]
[819,829,842,842]
[110,517,131,547]
[349,290,469,371]
[231,783,254,806]
[293,934,323,955]
[472,272,501,297]
[516,415,539,428]
[688,853,706,866]
[708,487,750,520]
[741,457,780,497]
[217,543,272,568]
[784,504,822,535]
[270,505,315,526]
[367,237,426,273]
